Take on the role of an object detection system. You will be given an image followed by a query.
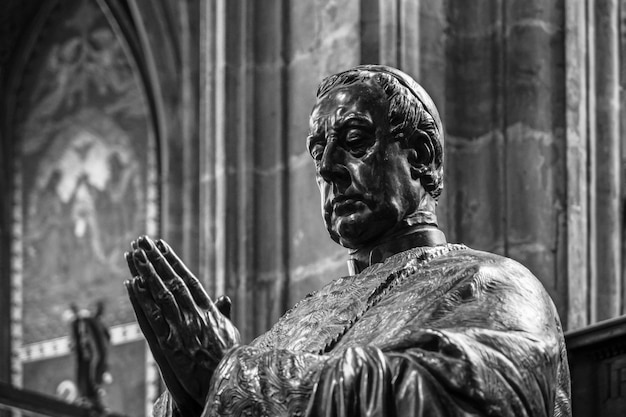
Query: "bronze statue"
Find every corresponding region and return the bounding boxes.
[125,65,571,416]
[68,302,112,412]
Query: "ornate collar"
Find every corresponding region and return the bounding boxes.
[347,225,447,275]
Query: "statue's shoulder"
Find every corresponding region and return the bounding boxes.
[435,245,550,297]
[428,245,562,334]
[438,244,534,273]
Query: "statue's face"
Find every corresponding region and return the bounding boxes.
[308,81,422,249]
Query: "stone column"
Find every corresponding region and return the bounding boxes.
[360,0,420,77]
[442,0,569,322]
[590,0,621,321]
[502,0,568,322]
[249,0,290,337]
[443,0,507,255]
[563,0,623,327]
[564,0,590,329]
[200,0,257,340]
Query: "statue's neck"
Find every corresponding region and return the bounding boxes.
[347,214,446,275]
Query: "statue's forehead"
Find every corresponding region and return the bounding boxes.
[318,81,384,106]
[310,83,386,129]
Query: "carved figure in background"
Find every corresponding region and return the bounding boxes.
[125,65,571,416]
[68,302,112,412]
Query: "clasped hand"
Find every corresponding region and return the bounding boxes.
[124,236,240,416]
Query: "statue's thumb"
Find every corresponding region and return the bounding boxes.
[215,295,232,319]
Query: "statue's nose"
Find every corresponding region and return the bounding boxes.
[319,141,349,184]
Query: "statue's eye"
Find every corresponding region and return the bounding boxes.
[309,143,325,160]
[344,129,373,156]
[345,129,365,144]
[307,134,326,161]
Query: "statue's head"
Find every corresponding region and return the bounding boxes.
[308,65,444,249]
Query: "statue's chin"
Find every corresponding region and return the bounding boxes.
[330,212,381,249]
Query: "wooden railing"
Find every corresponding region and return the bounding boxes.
[566,315,626,417]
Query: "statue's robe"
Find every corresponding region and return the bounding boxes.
[155,244,571,417]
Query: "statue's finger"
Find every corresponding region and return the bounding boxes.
[130,275,206,410]
[133,249,183,324]
[215,295,232,320]
[137,236,197,313]
[126,280,157,343]
[127,276,170,338]
[156,239,213,310]
[129,272,202,363]
[125,251,139,277]
[135,242,210,350]
[125,279,200,414]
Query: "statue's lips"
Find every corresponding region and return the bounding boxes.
[330,196,367,216]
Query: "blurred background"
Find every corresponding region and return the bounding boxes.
[0,0,623,415]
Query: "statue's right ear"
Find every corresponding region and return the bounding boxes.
[406,130,434,180]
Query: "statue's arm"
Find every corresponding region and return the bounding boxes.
[148,338,330,417]
[201,347,328,416]
[307,329,564,417]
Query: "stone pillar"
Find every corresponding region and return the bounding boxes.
[199,0,257,340]
[178,0,201,274]
[563,0,623,327]
[442,0,569,322]
[249,0,290,337]
[199,0,221,300]
[502,0,568,322]
[360,0,420,77]
[443,0,507,255]
[590,0,621,321]
[564,0,590,329]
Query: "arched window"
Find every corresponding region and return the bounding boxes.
[2,0,159,414]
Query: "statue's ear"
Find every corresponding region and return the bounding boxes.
[406,130,434,180]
